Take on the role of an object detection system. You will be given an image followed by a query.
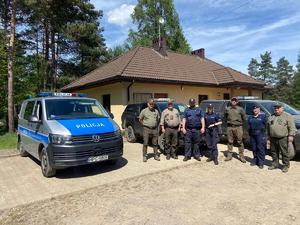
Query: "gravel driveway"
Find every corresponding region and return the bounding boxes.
[1,143,300,225]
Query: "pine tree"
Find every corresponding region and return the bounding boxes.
[128,0,190,54]
[292,52,300,109]
[273,57,294,104]
[248,58,259,78]
[258,51,274,85]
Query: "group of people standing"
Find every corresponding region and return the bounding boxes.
[139,97,297,173]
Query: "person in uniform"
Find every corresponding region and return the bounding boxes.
[139,98,160,162]
[204,104,222,165]
[224,97,247,163]
[160,100,181,160]
[248,105,266,169]
[267,102,296,173]
[181,98,205,161]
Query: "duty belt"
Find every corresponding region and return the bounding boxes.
[165,125,180,129]
[227,124,242,127]
[143,125,157,129]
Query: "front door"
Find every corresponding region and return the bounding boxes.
[102,94,111,113]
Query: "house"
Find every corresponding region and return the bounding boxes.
[62,38,266,126]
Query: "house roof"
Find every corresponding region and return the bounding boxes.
[62,46,265,91]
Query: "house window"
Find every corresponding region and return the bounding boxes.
[134,93,152,103]
[154,93,168,98]
[198,95,208,105]
[223,93,230,100]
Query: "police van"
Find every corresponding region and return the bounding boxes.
[17,92,123,177]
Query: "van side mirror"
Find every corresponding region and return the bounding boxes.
[29,115,39,123]
[109,113,114,119]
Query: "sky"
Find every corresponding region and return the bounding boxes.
[90,0,300,73]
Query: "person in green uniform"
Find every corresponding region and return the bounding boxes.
[160,100,181,160]
[139,98,160,162]
[224,97,247,163]
[267,102,296,173]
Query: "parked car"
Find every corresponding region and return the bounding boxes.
[121,99,187,151]
[18,92,123,177]
[199,97,300,159]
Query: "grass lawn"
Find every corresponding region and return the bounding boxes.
[0,133,17,150]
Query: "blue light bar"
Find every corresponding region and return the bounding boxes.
[37,92,88,97]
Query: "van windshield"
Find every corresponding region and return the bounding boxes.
[260,102,300,115]
[45,99,109,120]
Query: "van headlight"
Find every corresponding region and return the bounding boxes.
[114,129,122,137]
[50,134,72,144]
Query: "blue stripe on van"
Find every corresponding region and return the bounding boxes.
[18,125,49,144]
[56,118,115,136]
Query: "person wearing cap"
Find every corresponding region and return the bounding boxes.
[160,100,181,160]
[204,104,222,165]
[224,97,247,163]
[267,102,296,173]
[248,105,266,169]
[181,98,205,161]
[139,98,160,162]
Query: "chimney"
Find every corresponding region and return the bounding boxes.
[191,48,205,58]
[153,36,167,56]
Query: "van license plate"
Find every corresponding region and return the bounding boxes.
[87,155,108,163]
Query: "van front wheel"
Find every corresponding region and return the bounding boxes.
[40,148,56,177]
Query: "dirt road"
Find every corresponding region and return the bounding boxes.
[1,144,300,225]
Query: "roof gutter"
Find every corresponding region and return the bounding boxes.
[127,80,135,102]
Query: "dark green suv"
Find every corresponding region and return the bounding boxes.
[121,100,187,151]
[199,98,300,159]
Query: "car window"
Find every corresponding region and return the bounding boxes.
[260,101,300,115]
[140,103,148,112]
[125,105,136,113]
[23,101,35,121]
[33,101,43,121]
[45,99,109,120]
[245,102,256,115]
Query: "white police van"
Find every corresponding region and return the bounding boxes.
[17,92,123,177]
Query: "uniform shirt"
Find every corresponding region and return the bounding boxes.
[225,106,246,126]
[205,112,221,128]
[160,108,180,127]
[248,113,266,136]
[183,107,204,129]
[139,107,160,128]
[267,111,296,138]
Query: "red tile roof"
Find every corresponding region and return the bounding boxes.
[62,46,265,91]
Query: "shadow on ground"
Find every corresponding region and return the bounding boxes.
[28,155,128,179]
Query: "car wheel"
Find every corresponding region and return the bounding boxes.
[40,147,56,177]
[17,138,28,157]
[158,133,166,153]
[125,126,136,143]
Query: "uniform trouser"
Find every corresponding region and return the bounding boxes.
[185,129,201,158]
[227,126,244,156]
[270,137,289,167]
[205,129,219,160]
[143,127,158,155]
[165,127,178,155]
[250,134,265,166]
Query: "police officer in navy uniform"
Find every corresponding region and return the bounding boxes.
[248,105,266,169]
[181,98,205,161]
[205,104,222,165]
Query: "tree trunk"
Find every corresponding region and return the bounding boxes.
[43,21,49,90]
[50,30,56,91]
[7,0,17,133]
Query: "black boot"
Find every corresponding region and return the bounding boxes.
[153,147,160,161]
[143,146,147,162]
